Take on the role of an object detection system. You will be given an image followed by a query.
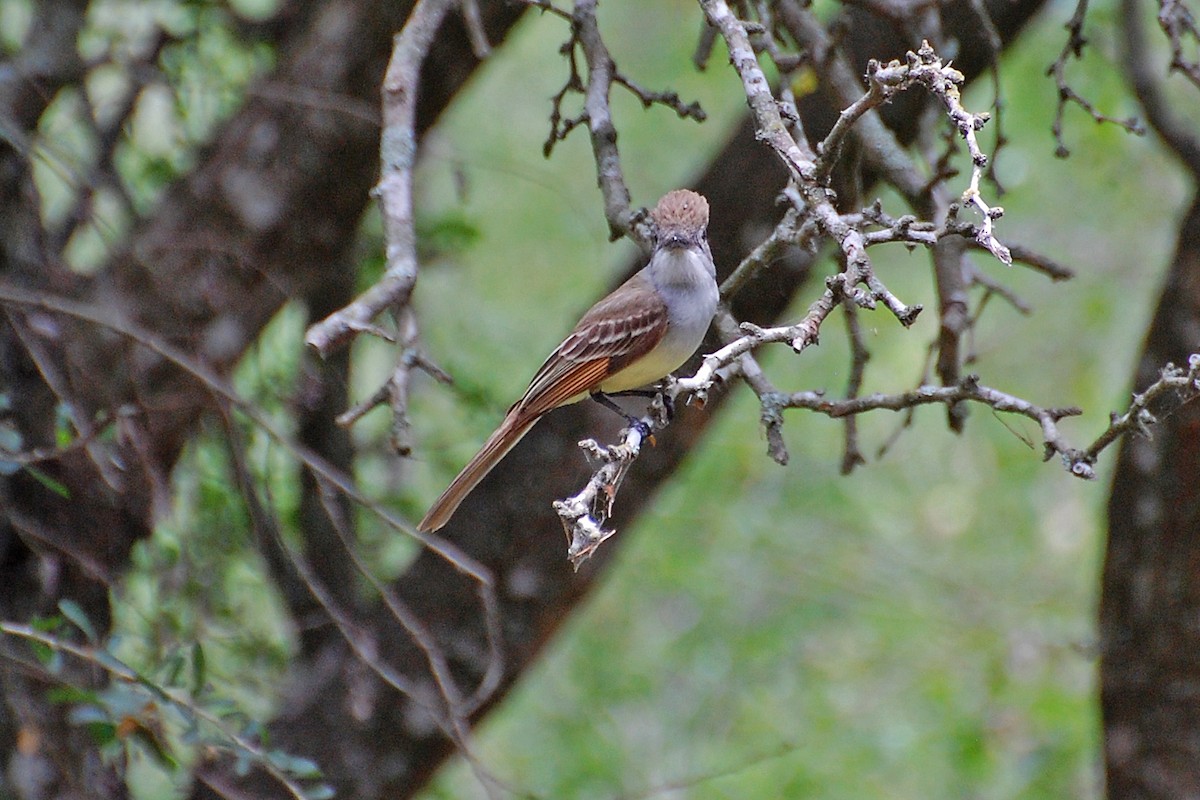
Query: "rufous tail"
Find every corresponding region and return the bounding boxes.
[417,412,539,532]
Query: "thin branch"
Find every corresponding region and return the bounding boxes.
[556,395,669,569]
[460,0,493,59]
[718,201,813,300]
[1082,355,1200,463]
[1159,0,1200,87]
[3,308,126,492]
[613,73,707,122]
[1123,0,1200,174]
[933,233,970,430]
[839,298,869,473]
[572,0,640,242]
[1048,0,1145,159]
[538,0,705,244]
[776,2,929,205]
[775,357,1200,479]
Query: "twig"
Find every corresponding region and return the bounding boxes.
[614,73,707,121]
[718,203,812,300]
[1082,355,1200,464]
[839,298,869,473]
[1121,0,1200,176]
[1047,0,1145,158]
[571,0,639,243]
[2,308,126,493]
[1160,0,1200,87]
[540,0,706,244]
[460,0,493,59]
[778,357,1200,479]
[933,233,970,430]
[775,2,928,205]
[693,20,718,70]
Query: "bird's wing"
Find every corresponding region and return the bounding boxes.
[514,272,669,419]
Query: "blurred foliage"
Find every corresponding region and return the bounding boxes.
[12,0,1188,796]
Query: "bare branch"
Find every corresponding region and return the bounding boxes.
[613,73,707,122]
[839,298,869,473]
[777,356,1200,480]
[1122,0,1200,174]
[1048,0,1145,158]
[538,0,706,244]
[304,0,455,358]
[571,0,639,242]
[776,2,929,204]
[460,0,493,58]
[699,0,819,182]
[1082,355,1200,464]
[1159,0,1200,87]
[556,393,671,569]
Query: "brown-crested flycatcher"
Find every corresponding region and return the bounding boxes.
[418,189,718,532]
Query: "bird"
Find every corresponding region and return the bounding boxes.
[418,189,719,532]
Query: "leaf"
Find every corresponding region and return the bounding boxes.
[129,725,179,770]
[81,721,118,747]
[267,750,324,779]
[191,641,207,695]
[24,466,70,498]
[29,641,63,673]
[178,717,202,745]
[304,784,336,800]
[47,686,98,706]
[0,426,21,476]
[163,649,186,687]
[58,599,98,643]
[233,750,253,777]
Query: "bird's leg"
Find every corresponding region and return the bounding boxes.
[660,390,675,422]
[607,384,675,421]
[590,392,653,438]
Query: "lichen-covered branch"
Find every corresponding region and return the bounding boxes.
[555,396,670,569]
[305,0,455,358]
[536,0,706,244]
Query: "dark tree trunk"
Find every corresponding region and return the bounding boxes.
[1101,190,1200,799]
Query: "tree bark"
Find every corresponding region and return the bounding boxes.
[1101,190,1200,799]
